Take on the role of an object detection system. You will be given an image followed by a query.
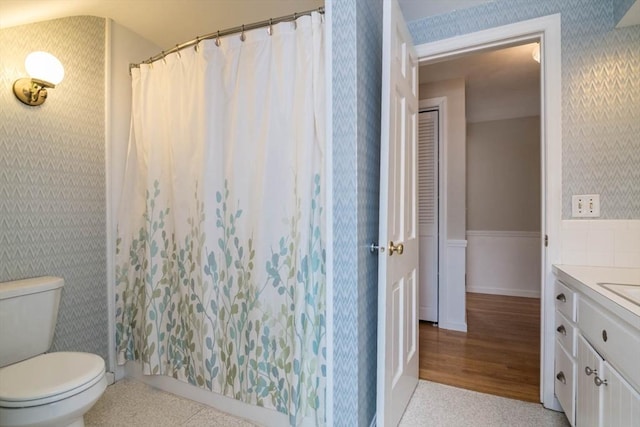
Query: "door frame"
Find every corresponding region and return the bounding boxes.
[418,98,447,325]
[414,14,562,410]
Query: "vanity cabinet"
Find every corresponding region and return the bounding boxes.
[554,279,640,427]
[576,335,640,427]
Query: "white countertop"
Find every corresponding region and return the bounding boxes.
[553,265,640,330]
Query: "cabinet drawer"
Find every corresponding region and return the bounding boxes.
[578,297,640,392]
[555,343,576,426]
[555,281,577,321]
[555,310,577,356]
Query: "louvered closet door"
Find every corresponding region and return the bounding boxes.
[418,110,438,322]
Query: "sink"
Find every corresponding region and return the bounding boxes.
[599,283,640,306]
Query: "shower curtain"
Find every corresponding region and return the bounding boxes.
[115,13,325,425]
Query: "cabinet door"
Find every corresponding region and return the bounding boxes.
[602,361,640,426]
[577,335,602,427]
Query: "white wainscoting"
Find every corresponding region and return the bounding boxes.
[439,240,467,332]
[466,230,541,298]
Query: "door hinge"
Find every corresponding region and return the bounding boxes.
[544,234,548,247]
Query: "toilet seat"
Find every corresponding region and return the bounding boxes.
[0,352,105,408]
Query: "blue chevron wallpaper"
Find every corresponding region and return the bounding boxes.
[408,0,640,219]
[332,0,383,425]
[614,0,637,24]
[0,17,108,361]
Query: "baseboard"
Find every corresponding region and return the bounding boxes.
[115,364,126,381]
[105,371,116,385]
[419,306,437,322]
[438,320,467,333]
[466,287,541,298]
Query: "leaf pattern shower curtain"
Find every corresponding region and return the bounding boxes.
[115,13,325,425]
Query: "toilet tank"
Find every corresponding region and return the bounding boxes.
[0,276,64,367]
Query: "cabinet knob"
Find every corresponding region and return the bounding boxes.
[556,293,566,302]
[594,376,608,387]
[556,372,566,384]
[556,325,567,335]
[602,329,608,342]
[585,366,597,376]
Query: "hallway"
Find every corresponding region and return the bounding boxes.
[419,292,540,402]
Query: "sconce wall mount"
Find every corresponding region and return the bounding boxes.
[13,51,64,107]
[13,78,55,106]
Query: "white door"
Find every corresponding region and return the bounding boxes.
[377,0,419,425]
[418,110,438,322]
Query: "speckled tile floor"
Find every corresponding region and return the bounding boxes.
[86,378,570,426]
[85,379,256,426]
[400,381,571,427]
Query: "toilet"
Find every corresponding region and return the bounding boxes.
[0,277,107,427]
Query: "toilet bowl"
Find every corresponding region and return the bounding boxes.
[0,277,107,427]
[0,352,107,427]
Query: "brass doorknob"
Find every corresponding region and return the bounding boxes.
[389,241,404,256]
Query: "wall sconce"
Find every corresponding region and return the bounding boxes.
[532,43,540,63]
[13,51,64,106]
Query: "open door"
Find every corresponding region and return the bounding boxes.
[376,0,419,425]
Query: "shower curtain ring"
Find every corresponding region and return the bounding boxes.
[293,13,297,30]
[240,25,246,42]
[176,45,181,58]
[268,18,273,36]
[161,51,166,63]
[215,31,221,47]
[194,36,200,52]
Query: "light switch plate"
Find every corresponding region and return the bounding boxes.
[572,194,600,217]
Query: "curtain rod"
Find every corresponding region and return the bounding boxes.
[130,6,324,70]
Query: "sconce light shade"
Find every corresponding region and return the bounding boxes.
[532,43,540,63]
[25,51,65,85]
[13,51,64,106]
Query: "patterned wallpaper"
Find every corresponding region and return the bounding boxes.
[0,17,108,361]
[331,0,360,424]
[356,1,383,425]
[614,0,637,24]
[331,0,383,425]
[408,0,640,219]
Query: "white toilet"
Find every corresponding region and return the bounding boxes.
[0,276,107,427]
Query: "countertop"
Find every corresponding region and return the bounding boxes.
[553,264,640,330]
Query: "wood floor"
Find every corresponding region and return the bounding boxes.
[419,292,541,402]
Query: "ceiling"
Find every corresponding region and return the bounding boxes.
[0,0,490,49]
[420,43,541,122]
[0,0,324,48]
[399,0,492,20]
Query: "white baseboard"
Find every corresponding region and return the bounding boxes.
[466,287,540,298]
[105,371,116,385]
[438,321,467,333]
[419,305,437,322]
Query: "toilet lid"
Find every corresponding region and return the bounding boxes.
[0,352,105,407]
